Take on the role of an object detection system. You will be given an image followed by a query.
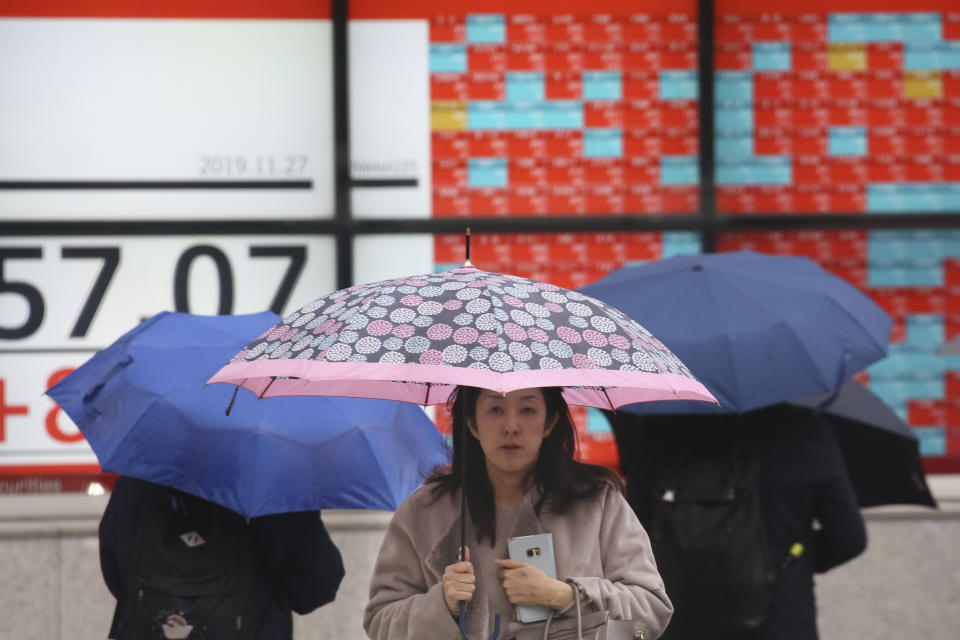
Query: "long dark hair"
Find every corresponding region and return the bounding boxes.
[426,386,623,546]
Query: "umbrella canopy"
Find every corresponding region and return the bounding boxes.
[47,311,450,518]
[208,264,717,410]
[578,250,893,414]
[790,380,936,508]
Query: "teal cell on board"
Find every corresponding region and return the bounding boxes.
[467,102,506,130]
[662,232,703,258]
[752,42,791,71]
[543,101,583,129]
[586,408,611,433]
[506,73,545,102]
[468,158,508,188]
[430,44,467,73]
[904,43,960,71]
[661,156,700,185]
[716,157,790,185]
[715,72,753,103]
[715,106,753,133]
[868,261,943,287]
[466,14,505,44]
[503,103,545,129]
[828,12,941,44]
[715,134,755,161]
[659,71,698,99]
[914,427,946,456]
[583,71,622,100]
[583,129,622,157]
[829,127,868,156]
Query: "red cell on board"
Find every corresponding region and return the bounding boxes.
[624,130,661,157]
[546,158,584,187]
[869,131,906,156]
[508,159,546,187]
[660,20,697,43]
[867,73,902,100]
[661,130,698,155]
[715,19,753,44]
[946,100,960,127]
[507,17,544,44]
[754,103,793,128]
[507,44,545,71]
[545,19,584,45]
[547,187,586,214]
[468,45,506,73]
[583,19,623,44]
[945,13,960,40]
[945,156,960,181]
[545,44,584,72]
[546,131,583,157]
[793,159,830,185]
[905,132,944,156]
[662,186,698,213]
[508,187,548,215]
[584,44,623,71]
[662,101,698,128]
[867,43,903,71]
[433,132,468,160]
[625,157,658,184]
[946,72,960,99]
[755,129,793,155]
[468,131,507,157]
[432,188,469,216]
[754,73,792,100]
[545,72,582,100]
[431,73,468,101]
[507,131,546,158]
[623,73,658,100]
[867,158,906,182]
[829,74,867,101]
[715,46,752,71]
[584,101,623,128]
[793,47,827,72]
[715,187,744,214]
[794,74,830,100]
[624,17,659,42]
[946,259,960,288]
[625,101,661,129]
[830,186,866,212]
[791,19,826,44]
[623,44,660,71]
[467,73,504,101]
[793,103,830,127]
[793,187,832,213]
[909,400,944,427]
[905,103,943,128]
[584,158,624,186]
[433,160,468,188]
[905,157,943,182]
[793,129,828,156]
[753,20,791,41]
[826,259,868,286]
[469,188,509,216]
[753,186,793,213]
[906,288,946,314]
[661,44,697,70]
[830,103,867,127]
[868,102,905,128]
[585,186,624,215]
[621,232,662,260]
[430,17,465,43]
[624,185,662,213]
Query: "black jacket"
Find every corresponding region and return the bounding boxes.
[99,476,346,640]
[608,404,867,640]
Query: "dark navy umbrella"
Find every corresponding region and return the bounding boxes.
[47,311,450,517]
[579,250,893,414]
[791,380,936,508]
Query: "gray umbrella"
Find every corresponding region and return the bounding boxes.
[790,380,937,509]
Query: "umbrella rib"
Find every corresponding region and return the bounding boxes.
[257,376,278,400]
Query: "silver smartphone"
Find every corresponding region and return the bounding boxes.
[507,532,557,623]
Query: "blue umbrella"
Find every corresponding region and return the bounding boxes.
[790,380,936,508]
[47,311,450,517]
[579,250,893,414]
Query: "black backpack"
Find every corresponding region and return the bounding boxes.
[120,486,268,640]
[648,435,776,640]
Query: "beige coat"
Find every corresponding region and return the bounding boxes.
[363,481,673,640]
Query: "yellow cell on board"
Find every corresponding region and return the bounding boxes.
[431,101,467,131]
[827,43,867,72]
[903,71,943,100]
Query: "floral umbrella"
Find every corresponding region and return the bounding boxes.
[208,264,716,411]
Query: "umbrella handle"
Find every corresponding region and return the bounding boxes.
[457,601,501,640]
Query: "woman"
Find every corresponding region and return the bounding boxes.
[363,386,673,640]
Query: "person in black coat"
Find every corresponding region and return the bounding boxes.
[607,404,867,640]
[99,475,346,640]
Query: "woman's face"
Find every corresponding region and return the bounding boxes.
[468,387,558,483]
